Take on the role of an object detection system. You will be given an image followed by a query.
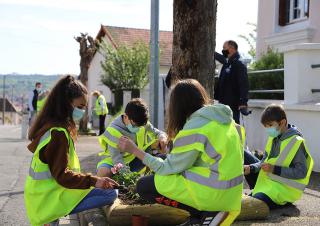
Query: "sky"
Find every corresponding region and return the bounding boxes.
[0,0,258,75]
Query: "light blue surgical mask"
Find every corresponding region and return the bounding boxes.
[127,123,139,133]
[266,126,281,138]
[73,107,85,121]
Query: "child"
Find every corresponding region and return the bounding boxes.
[244,104,313,209]
[24,75,118,226]
[97,98,168,177]
[118,79,244,225]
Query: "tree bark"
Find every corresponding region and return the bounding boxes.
[171,0,217,98]
[75,33,96,132]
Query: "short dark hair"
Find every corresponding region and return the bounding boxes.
[35,82,41,87]
[227,40,238,50]
[125,98,149,126]
[261,104,287,125]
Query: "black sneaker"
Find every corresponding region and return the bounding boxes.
[176,217,201,226]
[200,212,229,226]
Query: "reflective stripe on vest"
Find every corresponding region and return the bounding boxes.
[268,173,306,191]
[175,134,243,189]
[29,167,52,180]
[103,129,119,144]
[267,136,306,191]
[234,124,243,144]
[29,130,78,180]
[274,137,298,165]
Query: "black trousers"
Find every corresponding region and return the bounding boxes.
[230,106,240,124]
[136,175,204,218]
[99,114,106,135]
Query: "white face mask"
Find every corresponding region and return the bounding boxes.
[127,123,139,133]
[72,107,85,121]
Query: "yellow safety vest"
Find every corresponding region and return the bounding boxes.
[37,97,46,112]
[24,127,92,226]
[253,135,313,205]
[97,122,157,167]
[95,95,108,115]
[154,120,244,213]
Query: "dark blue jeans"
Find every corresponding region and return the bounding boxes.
[70,188,118,214]
[244,149,283,209]
[244,148,260,189]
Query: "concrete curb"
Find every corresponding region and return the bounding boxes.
[78,208,108,226]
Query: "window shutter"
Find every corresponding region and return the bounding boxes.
[305,0,310,17]
[279,0,287,26]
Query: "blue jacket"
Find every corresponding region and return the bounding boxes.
[214,52,249,108]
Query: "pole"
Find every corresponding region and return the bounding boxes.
[2,75,5,124]
[11,85,13,123]
[150,0,159,127]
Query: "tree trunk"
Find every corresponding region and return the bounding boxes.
[171,0,217,98]
[75,33,96,132]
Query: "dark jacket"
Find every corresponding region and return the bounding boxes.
[32,89,39,111]
[214,52,249,108]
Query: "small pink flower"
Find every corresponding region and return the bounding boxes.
[115,163,124,170]
[111,167,117,174]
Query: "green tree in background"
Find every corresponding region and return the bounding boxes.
[99,41,150,113]
[100,41,150,90]
[249,48,284,100]
[238,22,257,61]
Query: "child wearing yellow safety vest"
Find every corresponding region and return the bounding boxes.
[244,104,314,209]
[24,75,119,226]
[97,98,168,178]
[118,79,244,226]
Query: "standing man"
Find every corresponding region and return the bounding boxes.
[28,82,42,125]
[214,40,249,123]
[92,91,108,135]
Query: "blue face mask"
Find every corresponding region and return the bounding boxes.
[127,123,139,133]
[266,126,281,138]
[73,107,85,121]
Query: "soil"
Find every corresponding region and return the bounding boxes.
[117,186,153,205]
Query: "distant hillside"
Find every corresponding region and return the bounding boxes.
[0,74,64,110]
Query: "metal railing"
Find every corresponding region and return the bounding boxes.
[248,68,284,94]
[311,64,320,69]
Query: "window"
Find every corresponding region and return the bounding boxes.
[279,0,309,26]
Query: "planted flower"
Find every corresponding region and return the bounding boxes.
[110,163,143,204]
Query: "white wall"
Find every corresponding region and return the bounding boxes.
[87,39,112,120]
[283,43,320,104]
[256,0,320,58]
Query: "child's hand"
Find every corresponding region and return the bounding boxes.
[244,165,251,175]
[158,134,168,153]
[261,163,274,173]
[95,177,119,189]
[118,136,137,153]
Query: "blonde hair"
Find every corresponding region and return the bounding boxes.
[91,90,101,96]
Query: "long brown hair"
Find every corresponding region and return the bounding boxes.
[167,79,211,139]
[28,75,87,140]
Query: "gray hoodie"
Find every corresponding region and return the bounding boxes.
[250,124,308,180]
[143,104,234,175]
[108,115,165,164]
